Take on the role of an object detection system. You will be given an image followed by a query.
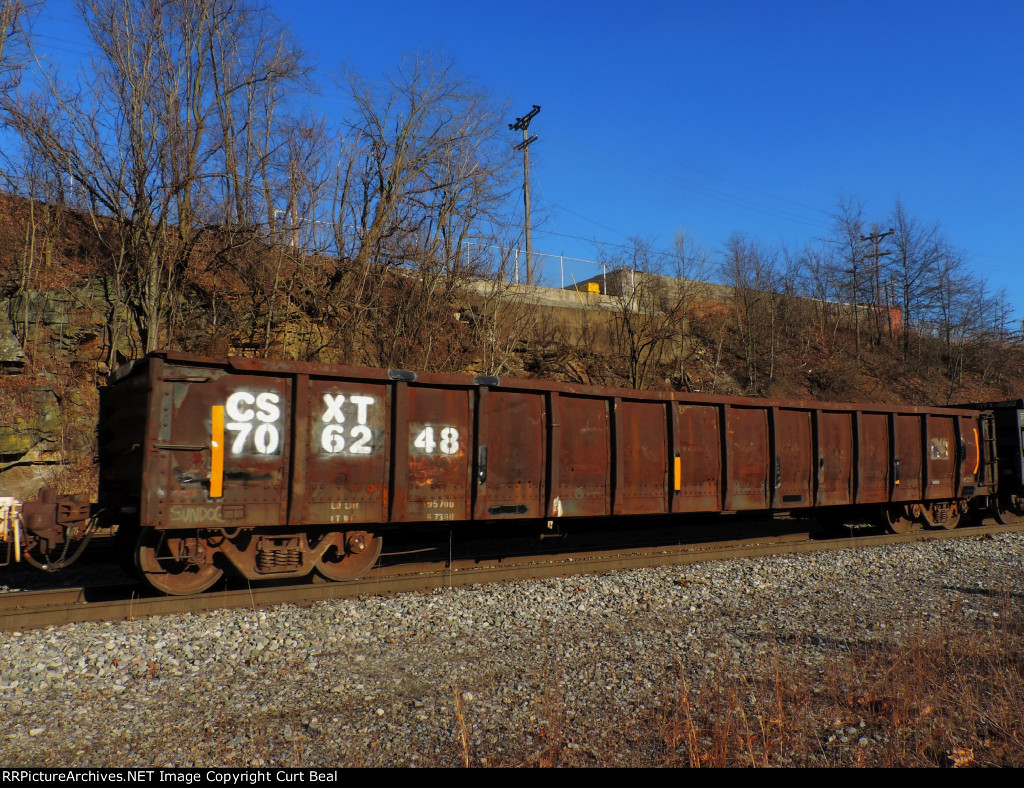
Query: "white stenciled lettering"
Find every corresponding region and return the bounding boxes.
[226,391,255,421]
[322,424,346,453]
[413,425,460,455]
[255,392,280,423]
[440,427,459,454]
[224,390,282,455]
[322,393,346,423]
[319,393,377,455]
[254,423,279,454]
[414,425,437,453]
[350,395,374,425]
[227,421,252,454]
[349,425,373,454]
[327,501,361,523]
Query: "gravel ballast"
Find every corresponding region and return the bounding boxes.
[2,531,1023,767]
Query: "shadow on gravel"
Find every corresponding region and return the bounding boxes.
[942,584,1024,601]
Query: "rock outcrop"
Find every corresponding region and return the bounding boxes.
[0,279,110,499]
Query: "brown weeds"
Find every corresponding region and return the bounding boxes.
[492,595,1024,767]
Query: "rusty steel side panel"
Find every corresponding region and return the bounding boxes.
[144,363,290,529]
[613,400,669,515]
[925,416,957,500]
[299,377,389,526]
[676,404,721,512]
[553,395,610,517]
[397,385,471,523]
[724,406,769,510]
[774,408,813,508]
[817,411,853,506]
[105,352,995,536]
[474,389,545,519]
[892,413,924,502]
[856,412,890,504]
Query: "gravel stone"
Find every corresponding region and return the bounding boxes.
[1,531,1022,766]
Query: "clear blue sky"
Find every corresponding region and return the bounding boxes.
[289,0,1024,304]
[30,0,1024,312]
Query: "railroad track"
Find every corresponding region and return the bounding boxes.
[2,520,1021,632]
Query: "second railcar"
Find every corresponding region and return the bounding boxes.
[99,352,997,594]
[955,399,1024,523]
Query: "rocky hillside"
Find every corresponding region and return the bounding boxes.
[1,194,1022,502]
[2,267,1022,503]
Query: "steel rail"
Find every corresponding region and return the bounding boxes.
[2,522,1021,632]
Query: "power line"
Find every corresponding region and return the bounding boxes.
[544,134,832,232]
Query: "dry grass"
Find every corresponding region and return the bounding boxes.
[629,600,1021,767]
[437,595,1024,768]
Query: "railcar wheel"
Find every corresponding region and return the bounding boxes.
[314,531,382,582]
[994,496,1024,525]
[135,528,223,595]
[883,506,915,534]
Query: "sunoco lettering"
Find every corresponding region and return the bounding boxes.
[170,505,223,523]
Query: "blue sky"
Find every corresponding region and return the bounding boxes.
[29,0,1024,310]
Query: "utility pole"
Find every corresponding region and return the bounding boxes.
[510,105,540,285]
[861,228,894,340]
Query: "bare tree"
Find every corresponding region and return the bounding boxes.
[601,236,694,390]
[830,196,870,358]
[971,287,1022,393]
[668,230,712,390]
[790,242,844,343]
[927,242,976,402]
[0,0,36,91]
[0,0,39,199]
[1,0,308,360]
[10,152,68,356]
[299,54,516,370]
[886,198,945,366]
[721,233,781,394]
[206,110,335,358]
[461,242,536,377]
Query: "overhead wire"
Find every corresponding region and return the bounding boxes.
[19,5,1024,283]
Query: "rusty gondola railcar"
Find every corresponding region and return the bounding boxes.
[76,351,999,593]
[0,351,1010,593]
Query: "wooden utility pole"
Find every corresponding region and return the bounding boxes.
[510,105,540,285]
[861,228,894,340]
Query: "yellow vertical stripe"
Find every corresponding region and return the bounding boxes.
[973,428,980,475]
[674,456,682,491]
[210,405,225,499]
